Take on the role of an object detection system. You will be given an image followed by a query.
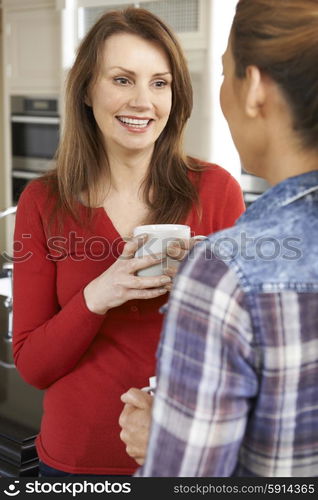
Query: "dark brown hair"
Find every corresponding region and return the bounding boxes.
[45,7,202,227]
[231,0,318,150]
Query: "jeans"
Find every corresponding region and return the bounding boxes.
[38,461,130,477]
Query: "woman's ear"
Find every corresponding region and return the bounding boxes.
[244,65,266,118]
[84,92,92,107]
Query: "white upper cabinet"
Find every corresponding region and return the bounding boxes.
[3,0,61,95]
[75,0,209,73]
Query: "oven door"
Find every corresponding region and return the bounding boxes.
[12,170,41,204]
[11,115,60,172]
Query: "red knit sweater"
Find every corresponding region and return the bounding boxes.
[13,163,245,475]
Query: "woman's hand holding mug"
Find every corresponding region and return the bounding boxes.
[83,234,171,315]
[119,387,153,466]
[164,235,207,289]
[133,224,207,291]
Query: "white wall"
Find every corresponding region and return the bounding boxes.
[183,73,206,161]
[185,0,240,180]
[209,0,240,180]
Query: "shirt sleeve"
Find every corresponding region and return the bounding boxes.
[12,184,105,390]
[136,242,258,477]
[216,174,245,231]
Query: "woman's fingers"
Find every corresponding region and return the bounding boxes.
[166,238,190,260]
[119,392,152,463]
[164,266,178,278]
[121,388,153,408]
[129,273,171,289]
[120,234,148,259]
[166,237,204,260]
[129,252,166,274]
[127,287,168,300]
[135,457,145,466]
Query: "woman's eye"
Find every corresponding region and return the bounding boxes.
[153,80,167,88]
[114,77,130,85]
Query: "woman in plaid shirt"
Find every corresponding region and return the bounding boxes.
[120,0,318,477]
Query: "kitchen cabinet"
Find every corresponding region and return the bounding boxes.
[77,0,209,73]
[3,0,61,95]
[1,0,61,252]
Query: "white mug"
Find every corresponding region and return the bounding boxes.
[133,224,206,277]
[141,376,157,396]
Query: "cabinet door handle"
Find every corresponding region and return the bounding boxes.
[11,116,60,125]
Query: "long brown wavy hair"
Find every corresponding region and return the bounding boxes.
[45,7,203,228]
[231,0,318,152]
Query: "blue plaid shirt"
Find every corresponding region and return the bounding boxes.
[136,171,318,477]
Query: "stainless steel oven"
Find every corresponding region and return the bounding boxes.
[11,96,60,203]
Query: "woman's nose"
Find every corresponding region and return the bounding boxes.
[129,85,152,109]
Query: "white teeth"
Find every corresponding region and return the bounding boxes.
[118,116,150,128]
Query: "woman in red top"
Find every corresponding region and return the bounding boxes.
[13,8,245,476]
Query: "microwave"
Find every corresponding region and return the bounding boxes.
[11,96,60,203]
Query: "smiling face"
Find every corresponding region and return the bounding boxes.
[87,32,173,157]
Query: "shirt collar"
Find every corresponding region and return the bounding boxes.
[238,170,318,223]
